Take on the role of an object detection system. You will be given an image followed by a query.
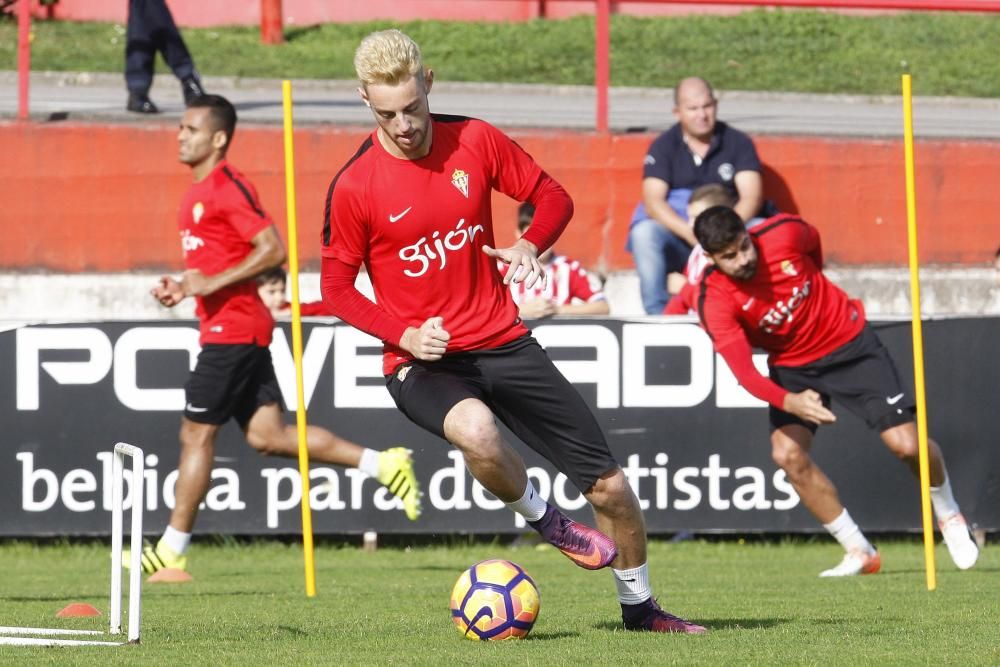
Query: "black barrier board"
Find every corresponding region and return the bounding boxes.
[1,318,996,536]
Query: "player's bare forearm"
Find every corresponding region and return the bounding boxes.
[185,226,286,297]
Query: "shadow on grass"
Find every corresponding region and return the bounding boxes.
[593,617,788,632]
[1,594,106,603]
[405,564,469,573]
[878,566,999,575]
[525,630,579,640]
[284,25,322,43]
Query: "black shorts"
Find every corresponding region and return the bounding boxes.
[385,335,618,494]
[184,344,283,428]
[769,324,915,434]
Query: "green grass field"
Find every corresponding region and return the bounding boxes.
[2,11,1000,97]
[1,538,997,665]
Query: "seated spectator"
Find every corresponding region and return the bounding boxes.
[501,203,610,319]
[665,184,765,315]
[256,267,328,318]
[627,76,765,314]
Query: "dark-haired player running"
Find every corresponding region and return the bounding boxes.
[693,206,978,576]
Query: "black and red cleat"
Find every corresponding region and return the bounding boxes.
[528,504,618,570]
[622,598,707,634]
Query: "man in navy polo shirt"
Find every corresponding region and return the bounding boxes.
[627,77,765,314]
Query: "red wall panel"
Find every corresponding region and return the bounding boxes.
[2,121,996,272]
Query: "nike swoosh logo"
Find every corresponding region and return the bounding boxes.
[886,393,904,405]
[185,403,209,412]
[565,541,608,569]
[742,297,755,311]
[388,207,412,223]
[465,606,493,637]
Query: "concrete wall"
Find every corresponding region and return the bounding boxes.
[2,267,999,323]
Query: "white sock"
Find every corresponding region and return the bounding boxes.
[823,509,875,555]
[162,525,191,555]
[504,481,547,522]
[930,473,961,521]
[613,563,652,605]
[358,448,380,477]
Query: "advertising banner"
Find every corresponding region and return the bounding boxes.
[2,318,996,536]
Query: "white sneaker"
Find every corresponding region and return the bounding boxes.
[939,513,979,570]
[819,549,881,577]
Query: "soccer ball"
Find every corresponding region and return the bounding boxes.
[449,559,540,641]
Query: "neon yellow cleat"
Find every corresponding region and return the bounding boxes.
[377,447,422,521]
[122,538,188,574]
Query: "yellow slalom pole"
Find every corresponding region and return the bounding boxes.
[282,79,317,597]
[901,73,936,592]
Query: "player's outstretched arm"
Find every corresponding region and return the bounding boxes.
[398,317,451,361]
[783,389,837,425]
[182,225,286,297]
[483,240,546,289]
[151,276,185,307]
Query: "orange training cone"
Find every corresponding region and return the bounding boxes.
[148,568,193,583]
[56,603,101,617]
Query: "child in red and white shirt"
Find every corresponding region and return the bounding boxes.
[502,203,609,319]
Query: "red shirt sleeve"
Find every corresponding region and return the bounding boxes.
[700,283,788,408]
[320,256,409,346]
[799,219,823,269]
[220,168,273,241]
[320,164,370,265]
[519,174,573,256]
[716,338,789,409]
[299,300,330,316]
[664,282,696,315]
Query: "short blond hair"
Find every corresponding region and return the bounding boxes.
[354,29,425,88]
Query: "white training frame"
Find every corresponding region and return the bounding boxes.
[0,442,144,647]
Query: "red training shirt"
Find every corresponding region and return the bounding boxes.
[320,115,572,373]
[697,215,866,408]
[177,160,275,346]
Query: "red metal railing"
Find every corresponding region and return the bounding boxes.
[17,0,30,120]
[260,0,283,45]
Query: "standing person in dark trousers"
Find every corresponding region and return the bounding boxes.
[321,29,706,634]
[132,94,422,575]
[125,0,205,113]
[692,206,979,576]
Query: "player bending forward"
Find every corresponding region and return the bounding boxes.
[320,29,705,633]
[693,206,978,576]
